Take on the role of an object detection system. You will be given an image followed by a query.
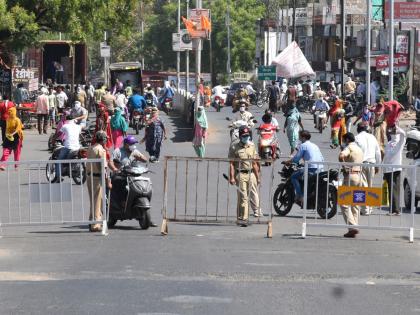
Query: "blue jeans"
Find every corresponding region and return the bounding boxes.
[291,168,317,199]
[55,147,72,179]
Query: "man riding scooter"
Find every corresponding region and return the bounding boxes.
[312,97,330,131]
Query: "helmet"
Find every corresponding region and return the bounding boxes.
[95,131,108,144]
[124,135,138,145]
[239,126,251,137]
[146,83,151,88]
[406,130,420,159]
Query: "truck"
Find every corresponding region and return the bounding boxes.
[26,40,88,85]
[109,62,143,93]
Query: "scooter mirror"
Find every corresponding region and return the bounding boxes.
[252,119,258,124]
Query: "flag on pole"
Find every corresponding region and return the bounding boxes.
[201,15,212,33]
[182,17,197,36]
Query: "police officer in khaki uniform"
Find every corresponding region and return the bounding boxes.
[86,131,108,232]
[229,126,261,226]
[339,132,364,238]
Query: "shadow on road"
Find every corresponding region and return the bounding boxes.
[166,111,193,143]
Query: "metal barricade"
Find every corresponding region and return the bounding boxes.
[160,156,276,237]
[301,161,417,242]
[0,159,108,235]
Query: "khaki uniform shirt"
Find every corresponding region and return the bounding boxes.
[340,142,363,172]
[87,143,107,175]
[229,141,258,171]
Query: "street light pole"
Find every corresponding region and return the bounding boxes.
[340,0,345,97]
[226,0,231,80]
[186,0,190,97]
[177,0,181,92]
[389,0,394,100]
[366,0,371,104]
[195,0,202,109]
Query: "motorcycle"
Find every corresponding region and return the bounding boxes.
[212,96,224,112]
[273,162,339,219]
[161,97,173,114]
[45,142,88,185]
[297,95,313,112]
[48,123,94,152]
[250,90,265,108]
[313,109,328,134]
[108,164,153,229]
[226,117,256,146]
[257,123,279,166]
[131,109,144,135]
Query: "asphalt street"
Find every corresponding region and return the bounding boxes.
[1,106,420,314]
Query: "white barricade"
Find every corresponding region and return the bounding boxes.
[0,159,108,235]
[301,161,417,242]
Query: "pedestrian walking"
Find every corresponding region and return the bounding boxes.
[267,81,280,113]
[383,99,404,128]
[343,101,354,133]
[110,107,128,150]
[339,132,364,238]
[383,126,406,215]
[48,87,57,127]
[286,83,297,110]
[55,86,68,114]
[192,105,208,158]
[92,104,113,149]
[283,104,304,156]
[229,126,262,226]
[328,99,345,149]
[141,108,166,163]
[371,101,387,156]
[0,107,23,170]
[86,131,109,232]
[35,89,50,135]
[0,95,15,142]
[355,123,381,215]
[76,86,87,109]
[354,104,373,129]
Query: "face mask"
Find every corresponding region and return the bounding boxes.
[239,107,245,113]
[74,103,81,110]
[129,145,136,151]
[240,136,250,144]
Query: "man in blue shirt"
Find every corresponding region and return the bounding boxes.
[128,89,147,114]
[285,130,324,206]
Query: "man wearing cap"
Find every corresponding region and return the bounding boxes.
[110,135,148,170]
[229,126,262,226]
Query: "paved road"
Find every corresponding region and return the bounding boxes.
[1,107,420,314]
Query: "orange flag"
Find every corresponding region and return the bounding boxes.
[182,16,196,36]
[201,16,212,32]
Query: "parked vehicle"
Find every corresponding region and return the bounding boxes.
[45,142,88,185]
[108,164,153,229]
[273,162,339,219]
[225,82,251,107]
[404,129,420,211]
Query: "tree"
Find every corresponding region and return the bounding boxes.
[0,0,138,52]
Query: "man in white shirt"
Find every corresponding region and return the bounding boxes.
[70,101,88,128]
[355,123,381,215]
[383,126,406,215]
[56,86,68,113]
[54,115,82,182]
[35,89,50,135]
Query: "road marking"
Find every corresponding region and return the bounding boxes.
[0,272,56,281]
[163,295,232,304]
[244,263,286,267]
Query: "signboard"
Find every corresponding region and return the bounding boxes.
[258,66,276,81]
[12,67,39,94]
[338,186,383,207]
[396,34,409,54]
[385,2,420,20]
[295,8,308,26]
[189,9,211,39]
[376,53,409,72]
[172,30,193,51]
[100,42,111,58]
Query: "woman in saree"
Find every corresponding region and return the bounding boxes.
[328,99,346,149]
[110,107,128,150]
[92,103,113,149]
[283,104,304,156]
[0,107,23,170]
[192,105,208,158]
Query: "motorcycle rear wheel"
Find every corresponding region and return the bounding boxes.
[273,183,294,216]
[316,186,338,219]
[72,164,86,185]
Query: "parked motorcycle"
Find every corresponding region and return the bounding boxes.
[257,123,279,165]
[273,162,339,219]
[108,164,153,229]
[45,142,88,185]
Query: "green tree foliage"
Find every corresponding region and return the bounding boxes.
[0,0,138,51]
